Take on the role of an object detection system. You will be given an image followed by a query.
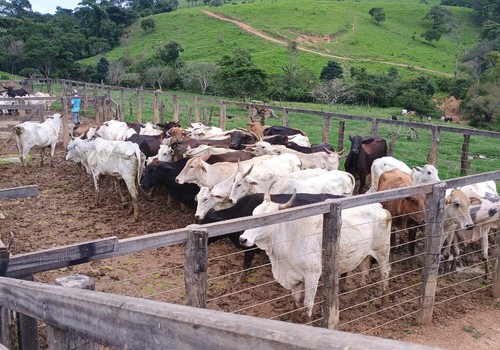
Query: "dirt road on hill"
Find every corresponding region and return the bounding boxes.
[201,10,453,77]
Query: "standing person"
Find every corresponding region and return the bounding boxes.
[71,89,81,125]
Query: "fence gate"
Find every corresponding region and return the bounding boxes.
[0,104,44,153]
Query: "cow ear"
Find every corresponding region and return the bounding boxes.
[349,135,353,141]
[200,163,207,173]
[469,197,482,206]
[413,166,423,173]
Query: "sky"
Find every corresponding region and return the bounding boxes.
[30,0,81,15]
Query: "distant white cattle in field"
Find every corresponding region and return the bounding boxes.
[239,193,392,321]
[13,113,62,171]
[66,137,146,221]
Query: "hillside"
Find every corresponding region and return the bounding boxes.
[84,0,480,79]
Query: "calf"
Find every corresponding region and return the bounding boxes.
[13,113,63,171]
[3,86,28,97]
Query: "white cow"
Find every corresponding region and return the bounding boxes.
[176,153,301,188]
[366,157,440,193]
[239,193,392,321]
[66,137,146,221]
[194,168,328,221]
[248,141,340,171]
[13,112,62,171]
[441,189,476,272]
[229,167,355,204]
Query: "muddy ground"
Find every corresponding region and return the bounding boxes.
[0,131,499,350]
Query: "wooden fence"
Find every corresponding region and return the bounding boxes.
[20,78,500,178]
[0,171,499,349]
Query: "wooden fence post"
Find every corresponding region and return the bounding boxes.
[322,116,330,144]
[427,125,440,166]
[202,106,207,124]
[173,95,179,122]
[120,88,125,121]
[321,202,342,329]
[387,130,399,157]
[282,108,289,127]
[338,121,345,153]
[460,134,471,176]
[185,227,208,308]
[195,97,200,123]
[247,104,254,120]
[371,118,379,136]
[61,80,66,97]
[82,84,88,112]
[219,101,227,130]
[46,275,98,350]
[62,96,69,148]
[153,91,160,125]
[17,275,39,350]
[47,79,52,95]
[492,229,500,298]
[417,182,446,325]
[136,89,142,123]
[0,246,12,349]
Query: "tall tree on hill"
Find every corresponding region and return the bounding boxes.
[368,7,386,25]
[320,60,343,81]
[214,49,268,100]
[156,40,184,66]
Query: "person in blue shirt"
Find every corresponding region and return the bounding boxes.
[71,90,81,125]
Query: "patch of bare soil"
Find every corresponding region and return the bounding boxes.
[0,128,499,349]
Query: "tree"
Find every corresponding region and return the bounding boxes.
[310,79,353,111]
[214,49,268,99]
[141,18,155,33]
[368,7,386,25]
[95,56,109,83]
[421,29,441,44]
[183,62,219,95]
[156,41,184,66]
[481,51,500,85]
[107,59,126,86]
[319,60,343,81]
[461,82,500,123]
[145,65,173,90]
[424,6,451,31]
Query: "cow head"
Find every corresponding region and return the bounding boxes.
[444,189,474,231]
[349,135,364,154]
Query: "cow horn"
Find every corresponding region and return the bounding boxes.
[263,180,277,202]
[279,190,297,210]
[248,129,261,141]
[241,164,254,177]
[337,148,346,155]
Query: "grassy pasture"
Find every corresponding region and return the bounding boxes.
[83,0,480,79]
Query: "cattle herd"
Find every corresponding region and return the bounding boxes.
[10,112,500,322]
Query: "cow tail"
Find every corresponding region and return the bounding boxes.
[135,146,146,189]
[13,126,23,136]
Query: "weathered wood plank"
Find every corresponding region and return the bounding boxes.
[0,185,38,200]
[321,202,342,329]
[417,183,446,325]
[185,228,208,308]
[0,277,439,350]
[17,275,39,350]
[492,230,500,298]
[7,237,118,278]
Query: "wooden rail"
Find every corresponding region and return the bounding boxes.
[0,277,438,350]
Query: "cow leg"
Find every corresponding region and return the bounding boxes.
[355,256,371,304]
[114,179,128,208]
[303,272,320,324]
[290,285,303,323]
[339,272,347,293]
[40,147,44,167]
[92,174,101,208]
[123,179,139,221]
[50,143,56,168]
[480,227,489,277]
[377,254,391,308]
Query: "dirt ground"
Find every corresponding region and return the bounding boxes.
[0,126,499,349]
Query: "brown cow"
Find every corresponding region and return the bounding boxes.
[378,168,426,260]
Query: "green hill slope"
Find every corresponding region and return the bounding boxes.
[84,0,480,79]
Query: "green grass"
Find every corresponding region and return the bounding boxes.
[81,0,480,79]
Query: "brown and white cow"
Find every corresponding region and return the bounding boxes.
[377,168,426,259]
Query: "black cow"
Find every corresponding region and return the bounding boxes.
[201,192,343,280]
[285,141,335,154]
[157,121,181,131]
[140,158,199,210]
[3,86,28,97]
[126,132,167,158]
[229,129,258,150]
[263,125,307,137]
[344,135,387,194]
[205,151,256,164]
